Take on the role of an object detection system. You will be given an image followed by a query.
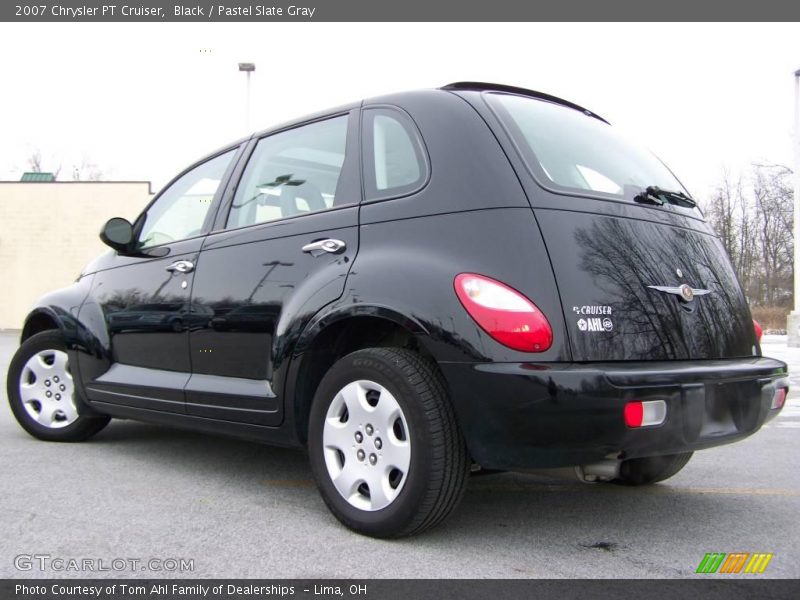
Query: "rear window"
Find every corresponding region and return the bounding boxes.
[487,93,686,201]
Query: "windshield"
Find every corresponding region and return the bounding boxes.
[487,93,687,201]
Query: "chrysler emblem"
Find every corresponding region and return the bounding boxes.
[648,283,711,302]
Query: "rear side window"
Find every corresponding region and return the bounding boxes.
[362,107,427,201]
[227,115,349,229]
[486,93,687,201]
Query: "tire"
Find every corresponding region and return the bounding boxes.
[308,347,470,538]
[7,330,110,442]
[614,452,693,485]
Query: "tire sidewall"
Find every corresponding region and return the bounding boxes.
[617,452,694,485]
[308,351,437,536]
[6,331,104,441]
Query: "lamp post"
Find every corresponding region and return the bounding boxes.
[788,69,800,346]
[238,62,256,132]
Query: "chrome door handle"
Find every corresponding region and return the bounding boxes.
[302,239,346,254]
[166,260,195,274]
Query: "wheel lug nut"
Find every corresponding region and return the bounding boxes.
[45,381,51,387]
[354,431,363,443]
[54,376,60,383]
[369,454,377,465]
[46,391,52,398]
[365,424,374,436]
[59,385,66,391]
[55,394,61,401]
[375,438,382,450]
[357,449,365,461]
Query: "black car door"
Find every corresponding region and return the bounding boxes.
[78,147,241,412]
[185,110,361,425]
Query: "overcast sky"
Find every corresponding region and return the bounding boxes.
[0,22,798,203]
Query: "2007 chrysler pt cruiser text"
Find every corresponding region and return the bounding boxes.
[7,82,788,538]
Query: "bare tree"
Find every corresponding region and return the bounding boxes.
[71,156,104,181]
[27,150,43,173]
[704,163,794,309]
[25,149,61,179]
[752,164,793,306]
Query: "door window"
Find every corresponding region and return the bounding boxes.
[138,150,235,248]
[227,115,350,229]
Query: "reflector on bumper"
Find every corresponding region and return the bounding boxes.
[771,387,787,410]
[624,400,667,428]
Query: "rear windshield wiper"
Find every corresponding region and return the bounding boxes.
[634,186,697,208]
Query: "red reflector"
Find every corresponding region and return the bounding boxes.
[753,319,763,343]
[454,273,553,352]
[624,401,644,428]
[772,388,787,410]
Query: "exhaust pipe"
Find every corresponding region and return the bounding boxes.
[575,460,621,483]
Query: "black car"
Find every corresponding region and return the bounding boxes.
[7,82,788,538]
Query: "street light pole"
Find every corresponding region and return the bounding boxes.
[238,62,256,133]
[788,69,800,346]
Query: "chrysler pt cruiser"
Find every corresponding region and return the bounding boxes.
[6,83,788,537]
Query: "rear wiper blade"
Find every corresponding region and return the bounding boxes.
[634,186,697,208]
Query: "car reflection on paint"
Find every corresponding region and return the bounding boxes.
[107,303,214,333]
[209,303,278,333]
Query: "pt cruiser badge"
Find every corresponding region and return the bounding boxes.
[648,284,711,302]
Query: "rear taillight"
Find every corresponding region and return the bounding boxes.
[454,273,553,352]
[753,319,763,343]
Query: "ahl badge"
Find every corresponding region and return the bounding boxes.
[573,305,613,332]
[577,317,613,332]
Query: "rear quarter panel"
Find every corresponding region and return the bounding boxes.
[355,90,569,363]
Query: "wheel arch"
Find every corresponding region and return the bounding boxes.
[21,308,64,343]
[287,306,440,444]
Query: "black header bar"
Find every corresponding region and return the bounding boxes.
[3,0,800,22]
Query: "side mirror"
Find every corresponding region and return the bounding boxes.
[100,217,134,253]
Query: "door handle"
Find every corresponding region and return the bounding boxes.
[166,260,195,274]
[302,239,346,255]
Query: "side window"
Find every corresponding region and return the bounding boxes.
[139,150,235,248]
[363,107,427,201]
[227,115,349,229]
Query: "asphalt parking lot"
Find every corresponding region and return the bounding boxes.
[1,332,798,579]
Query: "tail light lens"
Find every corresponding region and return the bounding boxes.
[623,401,644,428]
[771,387,787,410]
[753,319,763,343]
[624,400,667,428]
[454,273,553,352]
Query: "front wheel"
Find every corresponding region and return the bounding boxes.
[6,330,110,442]
[308,348,470,538]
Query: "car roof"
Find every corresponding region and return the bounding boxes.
[250,100,361,140]
[208,82,606,160]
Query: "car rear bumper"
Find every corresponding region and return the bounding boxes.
[440,357,788,470]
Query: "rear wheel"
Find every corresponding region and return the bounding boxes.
[614,452,693,485]
[308,347,470,538]
[7,331,110,442]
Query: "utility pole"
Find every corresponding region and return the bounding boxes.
[238,62,255,132]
